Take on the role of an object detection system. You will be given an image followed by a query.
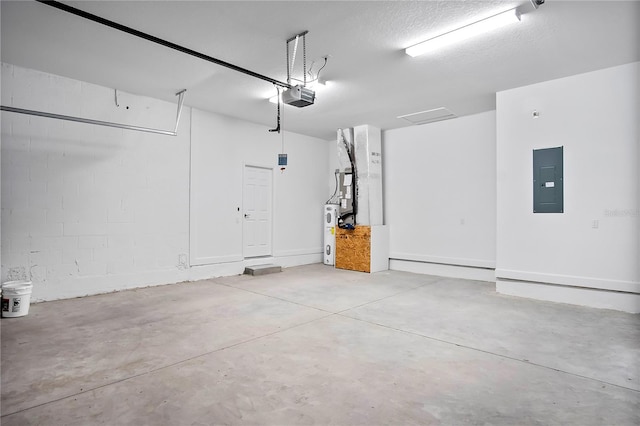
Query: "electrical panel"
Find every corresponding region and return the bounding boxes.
[533,146,563,213]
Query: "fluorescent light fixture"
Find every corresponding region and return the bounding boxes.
[398,107,457,125]
[405,8,520,57]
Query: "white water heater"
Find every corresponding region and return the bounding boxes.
[324,204,339,265]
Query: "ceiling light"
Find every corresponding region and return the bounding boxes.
[405,8,521,57]
[398,107,457,125]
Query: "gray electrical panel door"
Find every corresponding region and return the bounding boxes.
[533,146,563,213]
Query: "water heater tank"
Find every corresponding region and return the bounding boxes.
[324,204,339,265]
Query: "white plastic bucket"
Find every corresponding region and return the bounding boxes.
[1,281,33,318]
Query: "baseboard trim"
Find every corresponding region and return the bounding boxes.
[495,268,640,294]
[274,252,323,268]
[390,252,495,269]
[496,278,640,314]
[390,259,495,282]
[30,252,322,302]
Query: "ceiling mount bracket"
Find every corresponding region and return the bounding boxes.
[281,31,316,108]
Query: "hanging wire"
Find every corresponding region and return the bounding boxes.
[325,170,340,204]
[316,57,328,79]
[290,56,328,86]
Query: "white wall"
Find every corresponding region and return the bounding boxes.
[496,62,639,312]
[1,64,192,301]
[189,109,328,271]
[1,63,329,301]
[383,111,497,280]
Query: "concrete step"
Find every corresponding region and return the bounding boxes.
[244,264,282,276]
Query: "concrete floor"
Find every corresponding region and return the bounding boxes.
[1,264,639,425]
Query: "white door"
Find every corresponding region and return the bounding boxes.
[243,165,273,258]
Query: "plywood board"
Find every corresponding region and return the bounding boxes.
[336,226,371,273]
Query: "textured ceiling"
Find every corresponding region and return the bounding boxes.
[1,1,639,140]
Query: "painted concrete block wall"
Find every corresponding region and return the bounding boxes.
[190,109,328,268]
[1,63,330,301]
[1,63,191,301]
[496,63,639,300]
[383,111,497,277]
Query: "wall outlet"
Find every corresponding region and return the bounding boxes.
[592,220,599,229]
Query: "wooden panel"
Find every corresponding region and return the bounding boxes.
[335,226,371,273]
